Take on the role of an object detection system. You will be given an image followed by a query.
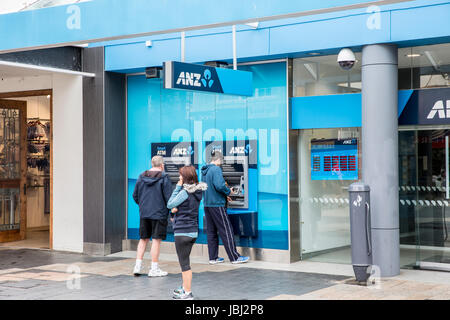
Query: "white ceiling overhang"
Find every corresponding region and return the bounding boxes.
[0,60,95,78]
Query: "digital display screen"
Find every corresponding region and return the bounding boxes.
[311,138,358,180]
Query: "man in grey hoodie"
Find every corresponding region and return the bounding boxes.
[132,155,173,277]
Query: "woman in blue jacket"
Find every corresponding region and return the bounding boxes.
[167,165,207,300]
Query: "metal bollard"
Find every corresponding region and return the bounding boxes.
[348,182,372,283]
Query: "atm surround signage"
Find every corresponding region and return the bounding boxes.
[150,142,198,168]
[205,140,258,169]
[164,61,253,96]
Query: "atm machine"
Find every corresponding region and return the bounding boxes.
[151,141,198,232]
[221,157,249,209]
[204,140,258,237]
[151,142,198,188]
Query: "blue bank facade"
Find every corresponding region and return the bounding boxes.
[2,0,448,268]
[92,0,450,267]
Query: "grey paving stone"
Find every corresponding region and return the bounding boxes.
[0,248,352,300]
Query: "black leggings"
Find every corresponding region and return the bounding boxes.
[175,236,197,272]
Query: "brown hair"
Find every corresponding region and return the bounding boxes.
[179,165,198,184]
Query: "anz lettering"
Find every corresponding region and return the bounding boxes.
[427,100,450,119]
[230,146,245,154]
[173,148,188,156]
[176,72,202,87]
[229,144,252,155]
[176,69,214,88]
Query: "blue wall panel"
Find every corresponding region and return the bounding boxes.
[391,3,450,42]
[291,90,416,129]
[106,39,180,71]
[103,1,450,72]
[1,0,387,52]
[269,11,391,55]
[291,94,362,129]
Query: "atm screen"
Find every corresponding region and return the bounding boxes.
[164,158,191,187]
[311,138,358,180]
[222,162,246,206]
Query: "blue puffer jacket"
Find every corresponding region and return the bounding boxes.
[201,164,231,207]
[132,170,173,220]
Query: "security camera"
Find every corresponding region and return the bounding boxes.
[337,48,356,70]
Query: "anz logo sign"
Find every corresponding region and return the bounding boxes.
[176,69,214,88]
[229,144,252,155]
[173,146,194,156]
[427,100,450,119]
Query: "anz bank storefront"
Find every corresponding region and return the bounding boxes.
[2,0,450,278]
[123,42,450,270]
[96,0,450,275]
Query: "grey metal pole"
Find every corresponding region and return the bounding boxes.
[361,44,400,277]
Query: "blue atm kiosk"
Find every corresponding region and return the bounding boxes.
[204,140,258,237]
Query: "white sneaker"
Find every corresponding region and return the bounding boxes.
[148,267,168,277]
[133,264,143,276]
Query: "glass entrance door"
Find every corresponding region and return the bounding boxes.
[399,129,450,271]
[0,99,27,243]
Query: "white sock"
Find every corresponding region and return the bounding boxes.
[135,259,142,268]
[183,288,191,294]
[151,262,158,270]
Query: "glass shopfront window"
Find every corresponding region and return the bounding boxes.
[399,43,450,90]
[398,43,450,271]
[297,127,361,263]
[293,53,362,97]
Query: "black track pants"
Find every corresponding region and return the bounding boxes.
[204,206,240,262]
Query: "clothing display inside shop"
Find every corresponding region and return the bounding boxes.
[27,118,50,214]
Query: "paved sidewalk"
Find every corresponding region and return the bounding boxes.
[1,248,450,300]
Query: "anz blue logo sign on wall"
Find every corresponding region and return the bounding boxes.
[399,87,450,126]
[164,61,253,96]
[176,69,215,89]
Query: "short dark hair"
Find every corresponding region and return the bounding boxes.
[179,165,198,184]
[210,150,224,162]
